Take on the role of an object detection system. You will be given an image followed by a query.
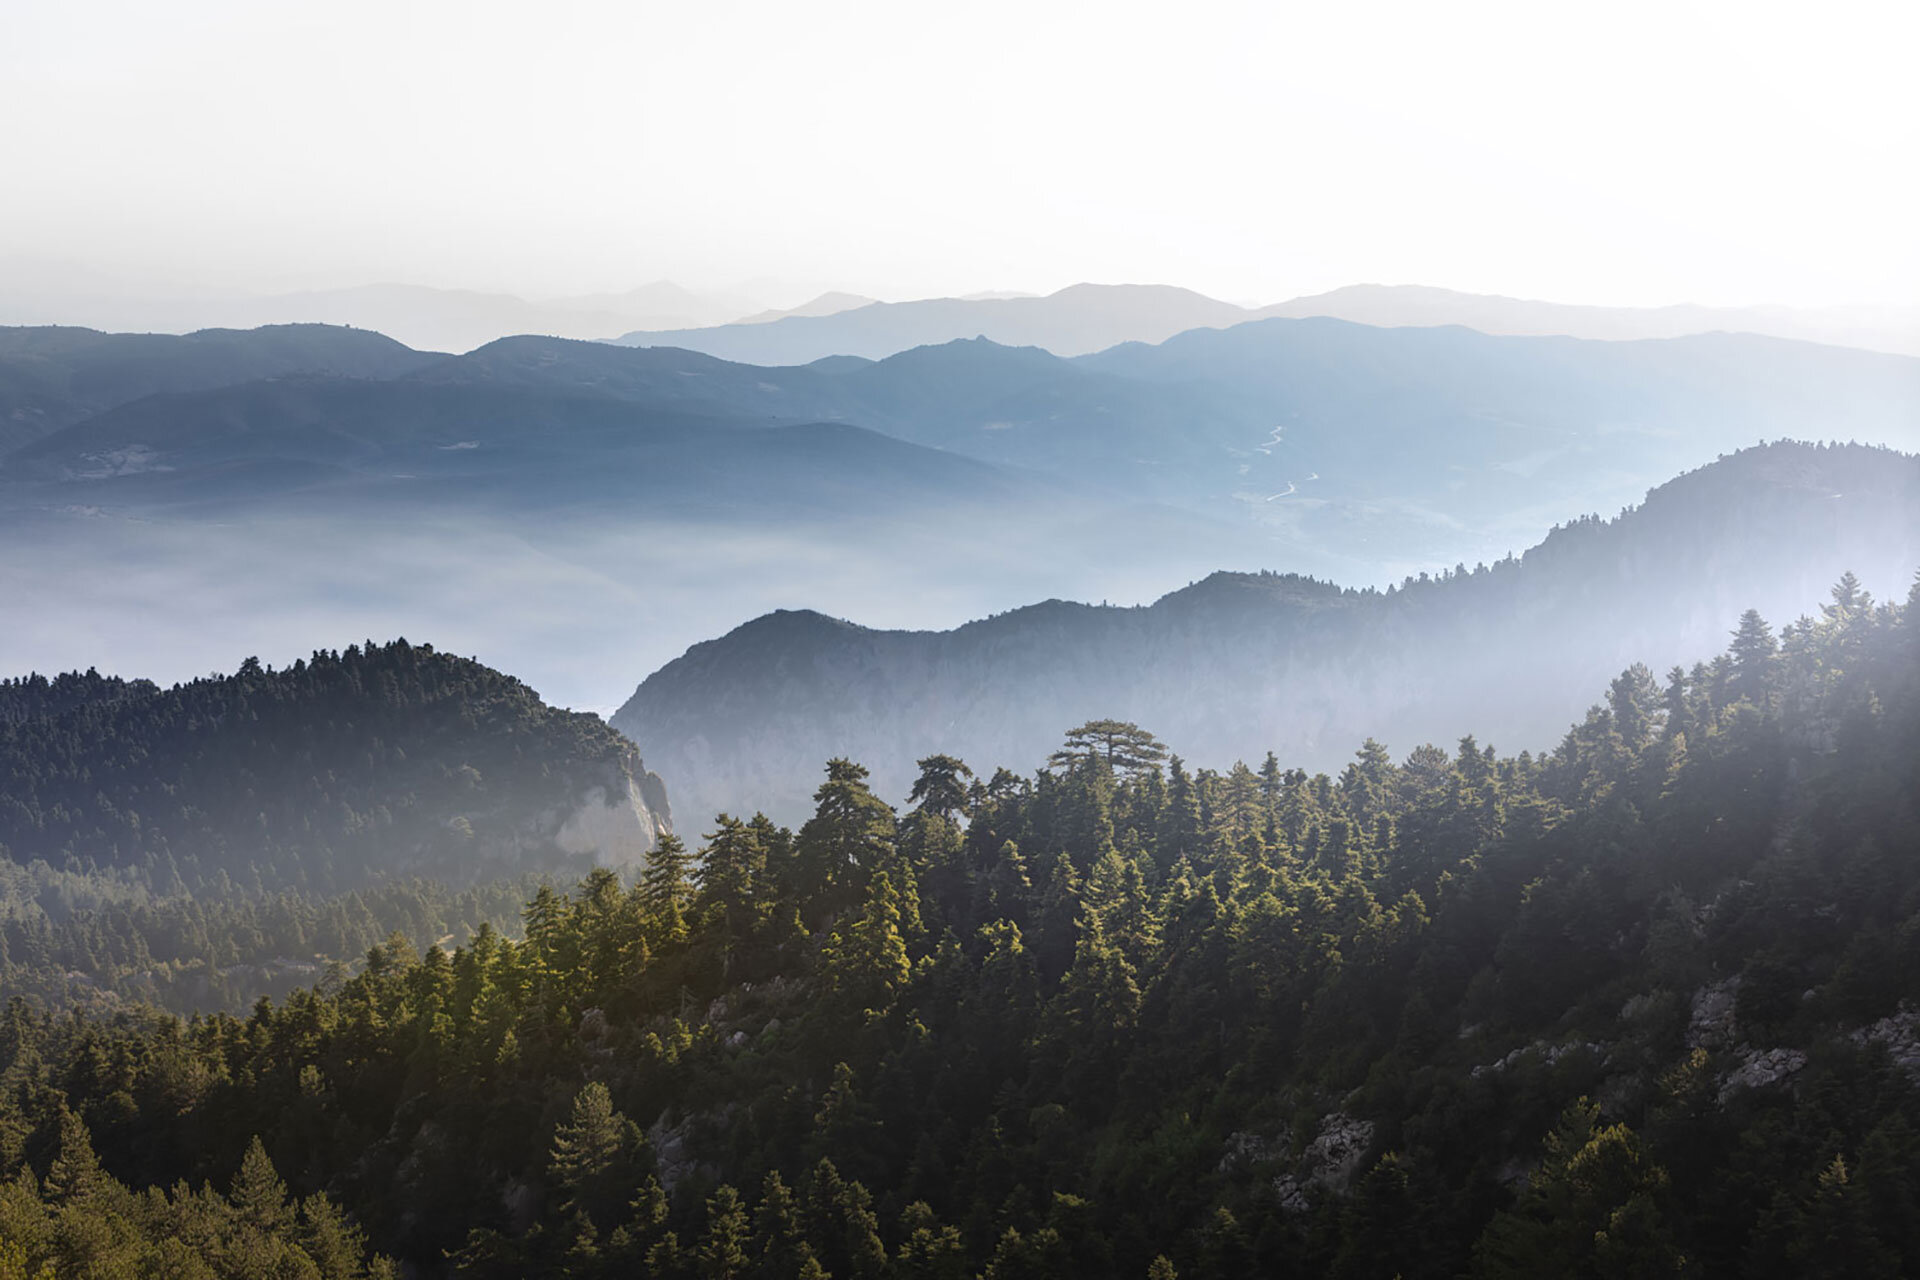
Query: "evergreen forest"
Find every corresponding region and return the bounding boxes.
[0,572,1915,1275]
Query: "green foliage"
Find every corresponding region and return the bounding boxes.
[0,639,652,892]
[0,577,1915,1276]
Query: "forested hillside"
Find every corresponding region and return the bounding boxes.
[2,571,1915,1276]
[617,440,1920,823]
[0,639,670,892]
[0,642,673,1014]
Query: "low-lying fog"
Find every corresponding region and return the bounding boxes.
[0,502,1294,715]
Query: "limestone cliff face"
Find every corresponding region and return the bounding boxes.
[423,738,673,877]
[550,750,673,869]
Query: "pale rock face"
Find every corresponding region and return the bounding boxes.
[1687,976,1743,1050]
[1852,1005,1920,1080]
[1303,1113,1375,1192]
[1264,1112,1378,1212]
[1471,1038,1607,1080]
[555,780,662,868]
[1718,1047,1809,1103]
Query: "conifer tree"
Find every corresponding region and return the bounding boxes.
[549,1082,633,1226]
[231,1135,293,1233]
[908,754,975,820]
[820,871,911,1016]
[43,1107,104,1205]
[1729,608,1778,705]
[795,759,897,927]
[750,1171,822,1280]
[697,1185,751,1280]
[642,832,695,941]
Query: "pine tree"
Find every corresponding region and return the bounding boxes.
[795,759,898,927]
[820,871,911,1016]
[1049,720,1168,776]
[749,1171,822,1280]
[895,1200,966,1280]
[697,1185,751,1280]
[43,1107,104,1205]
[1779,1155,1900,1280]
[908,754,975,820]
[230,1134,293,1233]
[549,1082,632,1226]
[1729,608,1778,705]
[642,831,695,942]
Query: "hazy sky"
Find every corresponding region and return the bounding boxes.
[3,0,1915,308]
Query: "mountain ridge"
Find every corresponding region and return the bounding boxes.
[609,280,1920,364]
[613,441,1920,824]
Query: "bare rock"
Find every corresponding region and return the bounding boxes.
[1852,1005,1920,1080]
[1303,1113,1375,1192]
[1717,1047,1808,1103]
[1687,976,1742,1051]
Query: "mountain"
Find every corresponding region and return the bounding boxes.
[0,280,769,356]
[732,290,878,324]
[418,323,1920,578]
[609,280,1920,364]
[613,442,1920,824]
[606,282,1252,362]
[1072,319,1920,569]
[5,322,1914,717]
[0,332,1268,719]
[13,322,1913,567]
[0,323,442,455]
[0,370,1067,524]
[1261,283,1920,358]
[0,639,671,891]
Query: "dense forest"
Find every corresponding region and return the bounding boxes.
[0,571,1914,1275]
[0,867,537,1014]
[0,640,669,893]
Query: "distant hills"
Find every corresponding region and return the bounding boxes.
[610,281,1920,364]
[1262,284,1920,357]
[0,323,441,455]
[12,320,1908,580]
[608,282,1253,361]
[3,315,1915,713]
[612,442,1920,824]
[13,276,1916,363]
[0,279,877,356]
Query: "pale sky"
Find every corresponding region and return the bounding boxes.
[3,0,1915,308]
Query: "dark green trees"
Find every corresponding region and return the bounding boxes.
[0,576,1914,1277]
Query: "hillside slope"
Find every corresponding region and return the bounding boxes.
[0,639,671,891]
[615,443,1920,823]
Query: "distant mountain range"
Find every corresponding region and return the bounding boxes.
[11,276,1915,363]
[3,316,1914,713]
[0,280,875,356]
[608,283,1253,361]
[610,282,1920,364]
[12,317,1908,584]
[0,323,440,455]
[612,442,1920,825]
[1263,284,1920,357]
